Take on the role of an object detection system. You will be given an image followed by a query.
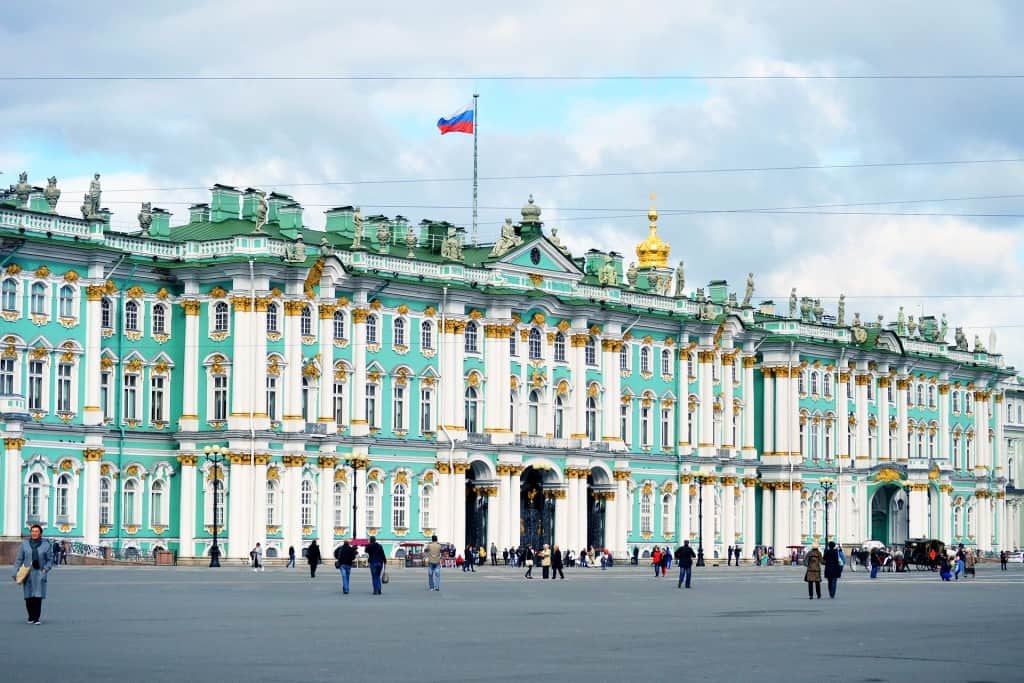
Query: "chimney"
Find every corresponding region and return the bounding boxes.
[278,202,304,240]
[149,208,172,238]
[324,206,355,236]
[708,280,728,304]
[267,192,294,223]
[759,300,775,316]
[210,184,241,222]
[189,203,210,223]
[240,188,265,221]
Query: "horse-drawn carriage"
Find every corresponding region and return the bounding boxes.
[902,538,946,571]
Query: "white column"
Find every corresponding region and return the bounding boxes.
[761,483,774,551]
[251,454,268,551]
[570,332,588,442]
[790,368,801,463]
[836,372,849,464]
[773,484,790,556]
[938,383,951,463]
[855,373,869,466]
[614,470,630,556]
[996,494,1007,550]
[743,479,757,558]
[282,301,305,432]
[908,483,929,538]
[698,350,715,457]
[283,456,304,552]
[603,340,624,448]
[352,455,368,539]
[578,470,589,549]
[742,357,756,458]
[722,477,736,554]
[83,287,103,425]
[994,394,1005,476]
[603,491,618,554]
[763,368,775,455]
[229,296,255,430]
[4,436,26,536]
[775,368,790,458]
[565,469,579,550]
[723,355,736,453]
[897,377,910,462]
[253,298,269,426]
[509,466,523,548]
[228,454,252,559]
[938,484,951,544]
[878,377,891,461]
[317,455,337,549]
[434,461,450,544]
[318,304,337,433]
[678,475,692,544]
[177,455,196,557]
[453,461,467,547]
[180,300,201,430]
[351,310,368,436]
[496,464,511,550]
[79,446,101,545]
[554,491,569,548]
[700,478,715,558]
[486,487,501,553]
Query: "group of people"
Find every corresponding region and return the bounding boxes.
[937,545,978,581]
[802,542,845,599]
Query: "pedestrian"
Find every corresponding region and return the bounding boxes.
[307,540,321,578]
[13,524,54,624]
[805,545,823,599]
[659,546,669,576]
[954,545,965,580]
[939,553,952,581]
[524,546,535,579]
[869,548,880,579]
[652,547,662,577]
[491,542,498,566]
[250,542,264,572]
[823,541,843,598]
[502,547,509,566]
[964,549,976,578]
[540,544,551,579]
[735,546,742,565]
[425,535,442,591]
[479,545,487,568]
[727,545,733,566]
[366,535,386,595]
[1000,550,1008,571]
[334,540,356,594]
[287,545,296,568]
[551,544,565,580]
[632,546,639,566]
[675,540,696,589]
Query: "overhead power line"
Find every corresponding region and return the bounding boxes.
[7,73,1024,82]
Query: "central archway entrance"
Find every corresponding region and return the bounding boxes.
[520,466,555,550]
[870,484,909,545]
[587,468,613,549]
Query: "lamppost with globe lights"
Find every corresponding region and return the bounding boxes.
[820,477,835,544]
[696,475,708,567]
[202,444,227,567]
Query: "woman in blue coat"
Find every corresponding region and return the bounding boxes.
[12,524,54,624]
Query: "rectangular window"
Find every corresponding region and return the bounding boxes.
[123,374,138,420]
[213,375,228,421]
[420,388,432,432]
[366,384,377,427]
[27,360,44,411]
[56,364,72,413]
[100,371,111,419]
[0,357,15,394]
[660,409,671,449]
[150,375,165,422]
[333,381,345,425]
[393,386,405,431]
[266,376,278,421]
[620,403,628,442]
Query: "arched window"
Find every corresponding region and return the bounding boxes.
[528,389,541,436]
[554,395,565,439]
[965,392,973,414]
[810,371,819,396]
[464,386,479,433]
[420,484,434,529]
[952,390,960,413]
[586,396,598,441]
[152,304,167,334]
[928,429,936,458]
[366,314,378,344]
[810,420,820,459]
[26,473,44,522]
[300,305,312,336]
[150,480,165,526]
[640,347,651,375]
[333,310,346,341]
[123,479,138,526]
[101,297,113,328]
[965,435,973,469]
[916,383,924,406]
[661,493,674,535]
[365,482,379,529]
[824,420,833,460]
[392,382,406,431]
[420,320,433,350]
[99,478,112,526]
[661,349,672,376]
[928,385,936,409]
[528,328,541,360]
[966,504,976,538]
[213,302,229,333]
[30,282,46,315]
[392,483,408,529]
[393,317,406,346]
[266,480,279,526]
[798,371,807,395]
[508,328,517,356]
[554,333,566,362]
[333,481,347,527]
[640,400,651,447]
[55,473,72,519]
[585,337,596,366]
[640,491,653,534]
[619,344,628,371]
[266,302,279,333]
[125,300,140,331]
[687,353,695,378]
[0,278,16,311]
[952,432,962,470]
[464,321,479,353]
[59,285,75,318]
[823,373,833,398]
[300,479,314,527]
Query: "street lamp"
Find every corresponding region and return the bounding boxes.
[820,477,835,544]
[347,456,360,541]
[202,444,227,567]
[696,476,706,567]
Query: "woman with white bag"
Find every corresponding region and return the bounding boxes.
[12,524,54,625]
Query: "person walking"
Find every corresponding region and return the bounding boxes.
[479,545,487,569]
[502,548,509,566]
[652,547,662,577]
[674,540,696,589]
[366,535,386,595]
[954,545,965,580]
[822,542,842,598]
[334,540,356,594]
[964,548,976,578]
[425,535,443,591]
[13,524,54,624]
[490,543,498,566]
[805,545,823,599]
[287,545,296,568]
[659,547,669,576]
[1000,550,1008,571]
[250,542,264,572]
[524,546,535,579]
[727,545,733,566]
[540,544,551,579]
[307,540,321,578]
[551,544,565,580]
[869,548,880,579]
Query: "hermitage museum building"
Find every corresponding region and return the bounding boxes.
[1,172,1022,562]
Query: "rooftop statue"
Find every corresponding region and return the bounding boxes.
[138,202,153,234]
[286,235,307,263]
[376,221,391,253]
[702,299,716,320]
[800,297,812,322]
[837,293,846,326]
[320,236,331,257]
[351,209,364,250]
[43,176,60,213]
[488,218,522,257]
[813,298,824,323]
[550,227,571,257]
[789,288,797,318]
[897,306,906,336]
[907,315,917,338]
[989,329,997,354]
[674,260,685,297]
[876,314,884,327]
[742,272,754,307]
[253,193,268,233]
[851,313,867,344]
[404,227,417,258]
[955,326,967,351]
[79,193,91,220]
[14,171,30,205]
[973,334,986,353]
[938,313,948,343]
[440,226,463,262]
[597,255,617,286]
[626,261,638,289]
[86,173,102,219]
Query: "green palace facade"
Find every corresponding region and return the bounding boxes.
[0,172,1022,560]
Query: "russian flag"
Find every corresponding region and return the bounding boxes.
[437,103,474,135]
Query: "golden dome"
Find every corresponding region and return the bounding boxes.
[635,193,670,268]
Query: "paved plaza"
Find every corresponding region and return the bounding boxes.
[3,562,1023,682]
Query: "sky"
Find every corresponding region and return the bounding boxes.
[1,1,1023,368]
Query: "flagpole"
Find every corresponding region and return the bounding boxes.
[472,92,479,246]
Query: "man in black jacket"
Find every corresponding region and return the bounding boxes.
[675,541,697,589]
[366,535,387,595]
[334,540,356,594]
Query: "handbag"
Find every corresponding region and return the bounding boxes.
[381,566,390,584]
[526,559,533,567]
[15,565,31,585]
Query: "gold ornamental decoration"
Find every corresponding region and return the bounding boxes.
[635,193,670,268]
[126,285,146,299]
